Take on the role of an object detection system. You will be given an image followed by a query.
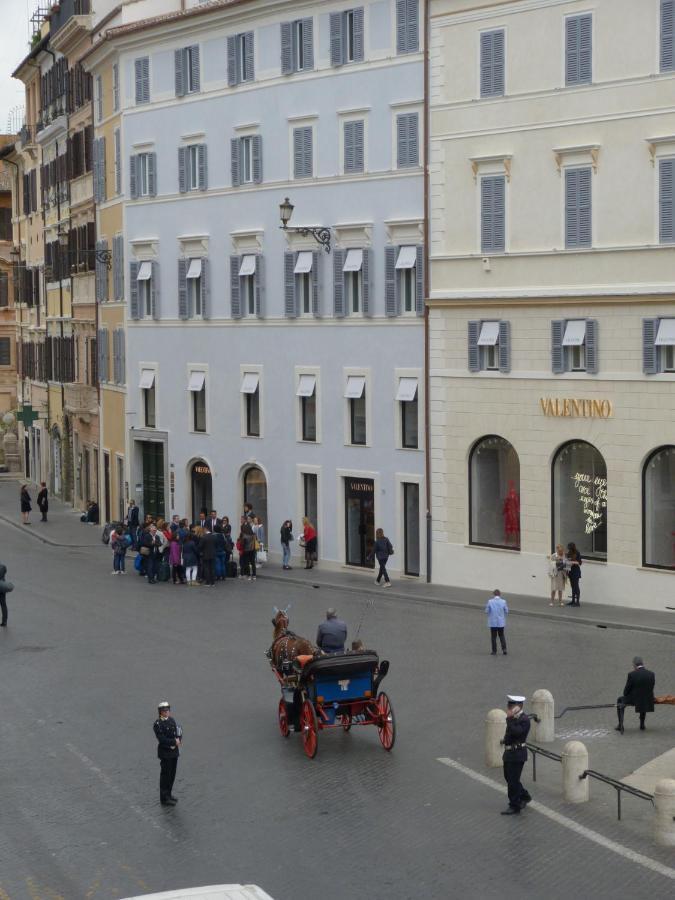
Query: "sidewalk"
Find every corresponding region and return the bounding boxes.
[1,473,674,636]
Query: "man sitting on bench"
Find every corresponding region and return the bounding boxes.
[616,656,655,733]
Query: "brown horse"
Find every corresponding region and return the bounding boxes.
[270,609,316,672]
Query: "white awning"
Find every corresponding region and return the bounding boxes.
[188,370,206,392]
[563,320,586,346]
[186,258,202,280]
[396,377,418,402]
[238,254,256,277]
[137,260,152,281]
[344,375,366,399]
[240,372,259,394]
[395,245,416,269]
[294,251,313,274]
[655,318,675,346]
[477,321,499,346]
[343,249,363,272]
[296,374,316,397]
[139,369,155,390]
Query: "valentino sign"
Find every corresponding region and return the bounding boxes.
[540,398,613,419]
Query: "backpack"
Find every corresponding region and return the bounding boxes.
[101,523,113,545]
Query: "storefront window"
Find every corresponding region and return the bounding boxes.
[643,446,675,570]
[469,436,520,549]
[552,441,607,561]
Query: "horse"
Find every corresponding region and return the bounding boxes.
[270,608,316,672]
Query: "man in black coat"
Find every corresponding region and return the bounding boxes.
[501,694,532,815]
[142,525,163,584]
[0,563,14,627]
[616,656,656,733]
[200,529,217,586]
[153,701,181,805]
[37,482,49,522]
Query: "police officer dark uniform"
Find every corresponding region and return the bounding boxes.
[501,694,532,815]
[153,701,181,806]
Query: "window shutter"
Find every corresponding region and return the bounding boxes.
[642,318,659,374]
[498,320,511,373]
[284,250,297,317]
[135,57,149,103]
[254,254,264,318]
[406,0,419,52]
[294,127,311,179]
[178,258,189,319]
[197,144,207,190]
[493,30,505,95]
[311,250,322,316]
[333,249,345,317]
[129,154,138,199]
[353,8,365,61]
[95,241,104,301]
[659,158,674,243]
[551,320,565,374]
[566,15,591,85]
[362,247,372,316]
[91,139,99,202]
[661,0,674,71]
[565,16,580,85]
[115,235,124,301]
[114,129,121,194]
[480,31,493,97]
[175,49,185,97]
[468,321,480,372]
[281,22,293,74]
[190,45,201,92]
[396,0,407,53]
[578,167,592,247]
[148,153,157,197]
[302,18,314,69]
[244,32,254,81]
[396,114,408,168]
[112,328,119,384]
[408,113,419,167]
[585,318,598,374]
[344,121,355,172]
[252,135,263,184]
[231,138,240,186]
[112,236,120,300]
[230,255,242,319]
[98,138,106,203]
[565,168,579,248]
[118,329,125,384]
[578,15,592,83]
[415,245,424,316]
[384,246,398,316]
[227,36,238,86]
[129,262,139,319]
[134,58,142,102]
[0,273,8,308]
[330,12,344,65]
[150,262,159,319]
[200,258,210,320]
[97,329,105,382]
[481,175,505,253]
[397,113,418,168]
[178,147,187,193]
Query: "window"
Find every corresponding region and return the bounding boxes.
[137,261,153,319]
[281,18,314,73]
[189,370,206,432]
[303,472,318,524]
[175,45,200,96]
[480,29,505,97]
[403,482,420,576]
[565,14,592,86]
[345,375,366,445]
[396,377,418,449]
[643,445,675,569]
[0,207,11,242]
[661,0,675,71]
[228,32,254,85]
[396,113,419,168]
[478,321,500,370]
[231,135,262,186]
[385,245,422,317]
[343,249,363,314]
[344,120,365,174]
[241,371,260,437]
[0,337,10,366]
[659,158,674,244]
[139,369,156,428]
[179,144,207,192]
[133,152,155,198]
[295,251,313,315]
[395,245,417,313]
[0,271,8,307]
[297,374,317,442]
[293,126,313,179]
[552,319,598,374]
[565,167,592,248]
[330,8,364,66]
[552,441,607,560]
[470,436,520,550]
[188,146,198,189]
[481,175,506,253]
[396,0,419,54]
[241,137,253,183]
[644,317,675,373]
[95,74,103,122]
[187,258,203,318]
[231,254,263,318]
[112,63,119,111]
[134,57,150,104]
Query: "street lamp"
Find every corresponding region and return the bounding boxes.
[278,196,331,253]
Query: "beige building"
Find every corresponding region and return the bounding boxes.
[428,0,675,609]
[0,146,17,414]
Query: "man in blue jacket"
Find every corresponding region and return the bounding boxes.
[485,589,508,656]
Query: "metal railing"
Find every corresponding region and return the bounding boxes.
[526,742,562,783]
[554,704,615,719]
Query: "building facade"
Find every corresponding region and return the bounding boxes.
[429,0,675,608]
[93,0,425,574]
[0,144,17,415]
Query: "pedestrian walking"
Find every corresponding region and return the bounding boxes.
[301,517,317,570]
[0,563,14,627]
[500,695,532,815]
[371,528,394,587]
[111,527,127,575]
[20,484,32,525]
[153,701,182,806]
[316,608,348,654]
[239,522,257,581]
[548,544,566,607]
[565,542,582,606]
[182,531,199,585]
[280,519,294,570]
[485,589,508,655]
[37,482,49,522]
[615,656,656,733]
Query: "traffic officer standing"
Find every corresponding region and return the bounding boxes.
[153,701,182,806]
[501,694,532,815]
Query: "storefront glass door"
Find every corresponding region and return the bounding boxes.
[142,441,165,520]
[403,482,420,576]
[345,478,375,568]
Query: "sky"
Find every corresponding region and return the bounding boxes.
[0,0,34,133]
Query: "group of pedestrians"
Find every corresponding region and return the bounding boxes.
[548,541,583,607]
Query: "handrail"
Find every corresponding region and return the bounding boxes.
[554,704,615,719]
[525,742,562,784]
[580,769,654,821]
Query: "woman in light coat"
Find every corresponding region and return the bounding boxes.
[548,544,567,607]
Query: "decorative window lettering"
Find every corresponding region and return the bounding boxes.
[572,472,607,535]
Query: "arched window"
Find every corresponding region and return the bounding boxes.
[552,441,607,560]
[643,446,675,570]
[243,466,267,531]
[469,435,520,549]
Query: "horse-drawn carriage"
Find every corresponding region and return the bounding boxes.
[269,610,395,759]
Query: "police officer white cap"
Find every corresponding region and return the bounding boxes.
[507,695,526,704]
[158,700,170,709]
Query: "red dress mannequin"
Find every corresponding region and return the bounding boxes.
[502,481,520,544]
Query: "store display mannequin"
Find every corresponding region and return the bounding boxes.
[503,481,520,544]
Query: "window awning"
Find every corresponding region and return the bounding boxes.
[655,318,675,346]
[343,249,363,272]
[477,321,499,346]
[240,372,259,394]
[395,245,416,269]
[396,376,418,402]
[294,251,313,274]
[296,374,316,397]
[137,260,152,281]
[563,320,586,346]
[139,368,155,390]
[186,258,202,280]
[344,375,366,399]
[238,254,256,277]
[188,370,206,392]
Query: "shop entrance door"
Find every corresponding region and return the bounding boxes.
[191,460,213,524]
[141,441,165,520]
[345,477,375,568]
[403,482,420,576]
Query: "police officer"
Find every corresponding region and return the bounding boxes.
[501,694,532,815]
[153,701,182,806]
[316,608,347,654]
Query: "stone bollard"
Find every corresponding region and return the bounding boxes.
[562,741,589,803]
[486,708,506,768]
[653,778,675,848]
[531,689,555,743]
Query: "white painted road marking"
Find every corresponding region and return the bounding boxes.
[436,757,675,882]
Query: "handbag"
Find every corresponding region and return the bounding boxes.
[257,547,268,563]
[140,546,150,557]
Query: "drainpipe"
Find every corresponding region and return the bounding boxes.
[423,0,432,583]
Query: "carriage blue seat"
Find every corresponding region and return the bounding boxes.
[300,652,379,703]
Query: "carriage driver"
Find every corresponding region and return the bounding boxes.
[316,608,347,654]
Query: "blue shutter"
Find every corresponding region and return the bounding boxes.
[178,259,188,319]
[230,255,241,319]
[311,250,322,317]
[333,249,345,317]
[353,8,365,62]
[406,0,419,52]
[129,261,139,319]
[659,158,674,244]
[585,319,598,374]
[566,15,591,85]
[396,114,408,168]
[481,176,505,254]
[114,129,121,194]
[281,22,293,74]
[252,135,262,184]
[565,16,580,85]
[118,329,125,384]
[147,153,157,197]
[396,0,407,53]
[362,247,371,316]
[178,147,187,193]
[302,18,314,69]
[498,320,511,373]
[190,45,201,92]
[200,258,210,320]
[134,58,145,103]
[294,127,312,178]
[578,168,592,247]
[468,321,480,372]
[344,121,355,172]
[227,36,237,86]
[150,262,159,320]
[244,32,254,82]
[98,138,106,203]
[197,144,207,190]
[481,30,505,97]
[330,12,343,65]
[551,320,565,374]
[661,0,675,71]
[642,318,659,374]
[565,168,579,248]
[407,114,419,167]
[415,245,424,316]
[578,15,592,84]
[92,137,99,202]
[175,49,185,97]
[384,246,398,316]
[129,154,137,199]
[231,138,240,186]
[284,251,297,317]
[254,254,264,318]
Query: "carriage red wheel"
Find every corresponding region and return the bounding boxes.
[300,700,319,758]
[376,692,395,751]
[278,698,290,738]
[340,712,352,731]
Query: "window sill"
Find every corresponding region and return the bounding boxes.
[298,438,320,445]
[189,430,209,436]
[243,433,262,439]
[636,565,675,575]
[465,542,520,554]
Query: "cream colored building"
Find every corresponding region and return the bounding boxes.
[429,0,675,609]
